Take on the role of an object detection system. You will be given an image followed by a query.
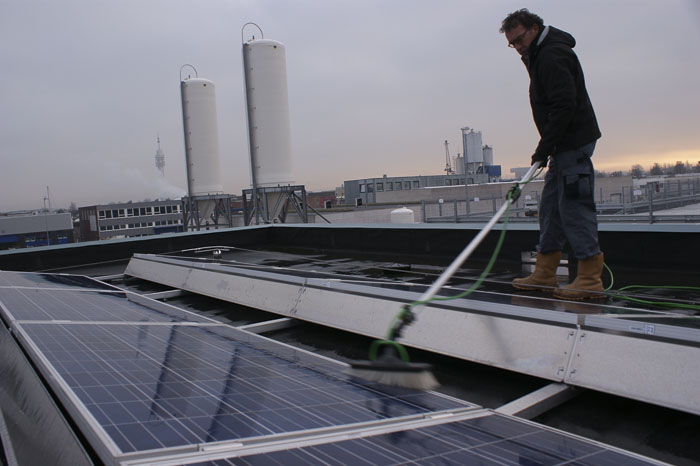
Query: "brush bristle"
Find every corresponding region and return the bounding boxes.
[346,367,439,390]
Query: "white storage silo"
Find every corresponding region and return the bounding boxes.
[461,127,484,163]
[454,155,465,175]
[243,38,295,188]
[482,145,494,166]
[180,77,223,195]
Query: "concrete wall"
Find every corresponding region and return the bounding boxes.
[0,213,73,235]
[376,180,546,205]
[310,206,422,224]
[378,175,635,206]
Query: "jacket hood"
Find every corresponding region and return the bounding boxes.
[539,26,576,49]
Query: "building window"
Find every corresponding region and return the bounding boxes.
[367,183,374,193]
[387,182,393,191]
[413,181,419,189]
[166,205,173,214]
[445,179,452,186]
[404,181,411,190]
[376,183,383,192]
[359,184,366,193]
[396,182,402,190]
[98,210,106,219]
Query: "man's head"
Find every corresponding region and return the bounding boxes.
[500,9,544,56]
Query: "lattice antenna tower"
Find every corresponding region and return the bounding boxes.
[155,134,165,176]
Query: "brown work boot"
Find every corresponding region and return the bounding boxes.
[553,252,605,300]
[512,251,561,291]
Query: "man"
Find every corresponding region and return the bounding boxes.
[500,9,604,300]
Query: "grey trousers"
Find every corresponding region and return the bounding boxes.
[537,142,601,260]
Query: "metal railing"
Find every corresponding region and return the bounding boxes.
[424,178,700,224]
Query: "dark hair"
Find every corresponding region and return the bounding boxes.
[499,8,544,33]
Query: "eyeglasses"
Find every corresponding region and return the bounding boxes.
[508,29,529,48]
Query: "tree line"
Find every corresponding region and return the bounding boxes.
[596,161,700,178]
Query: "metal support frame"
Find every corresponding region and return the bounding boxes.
[242,185,309,225]
[495,383,579,419]
[181,194,235,231]
[126,253,700,416]
[238,318,298,334]
[144,289,186,300]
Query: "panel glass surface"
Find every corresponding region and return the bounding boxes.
[0,270,118,290]
[0,288,212,323]
[20,323,470,454]
[222,414,656,466]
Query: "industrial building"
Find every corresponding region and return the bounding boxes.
[0,211,74,249]
[345,127,503,206]
[78,200,184,241]
[344,173,490,205]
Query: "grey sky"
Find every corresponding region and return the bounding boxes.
[2,0,699,211]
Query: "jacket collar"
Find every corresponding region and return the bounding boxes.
[524,25,548,66]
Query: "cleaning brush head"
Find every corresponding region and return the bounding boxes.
[347,344,439,390]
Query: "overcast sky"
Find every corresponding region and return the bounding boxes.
[2,0,699,211]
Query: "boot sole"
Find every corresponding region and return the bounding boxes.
[553,292,605,301]
[512,283,557,291]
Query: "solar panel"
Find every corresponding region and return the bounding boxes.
[17,322,472,456]
[226,413,657,465]
[0,270,118,290]
[1,270,661,465]
[0,288,213,323]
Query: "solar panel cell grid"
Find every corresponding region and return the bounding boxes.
[0,287,211,323]
[228,414,655,466]
[20,322,470,454]
[0,271,118,290]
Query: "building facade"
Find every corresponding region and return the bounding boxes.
[344,173,489,205]
[0,212,74,250]
[79,200,184,241]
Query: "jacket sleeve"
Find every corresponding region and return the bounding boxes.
[532,49,578,160]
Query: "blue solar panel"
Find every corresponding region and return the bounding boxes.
[0,288,212,323]
[19,322,471,454]
[0,270,119,290]
[223,414,656,465]
[1,270,660,465]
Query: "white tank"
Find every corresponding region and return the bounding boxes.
[180,77,223,196]
[454,155,465,175]
[243,39,295,187]
[461,127,484,163]
[391,207,415,224]
[482,145,494,166]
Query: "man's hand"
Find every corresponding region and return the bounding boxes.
[531,152,548,166]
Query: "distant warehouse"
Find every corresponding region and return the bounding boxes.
[0,211,74,249]
[345,173,492,205]
[79,200,184,241]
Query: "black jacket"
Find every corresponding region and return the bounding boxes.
[524,26,601,161]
